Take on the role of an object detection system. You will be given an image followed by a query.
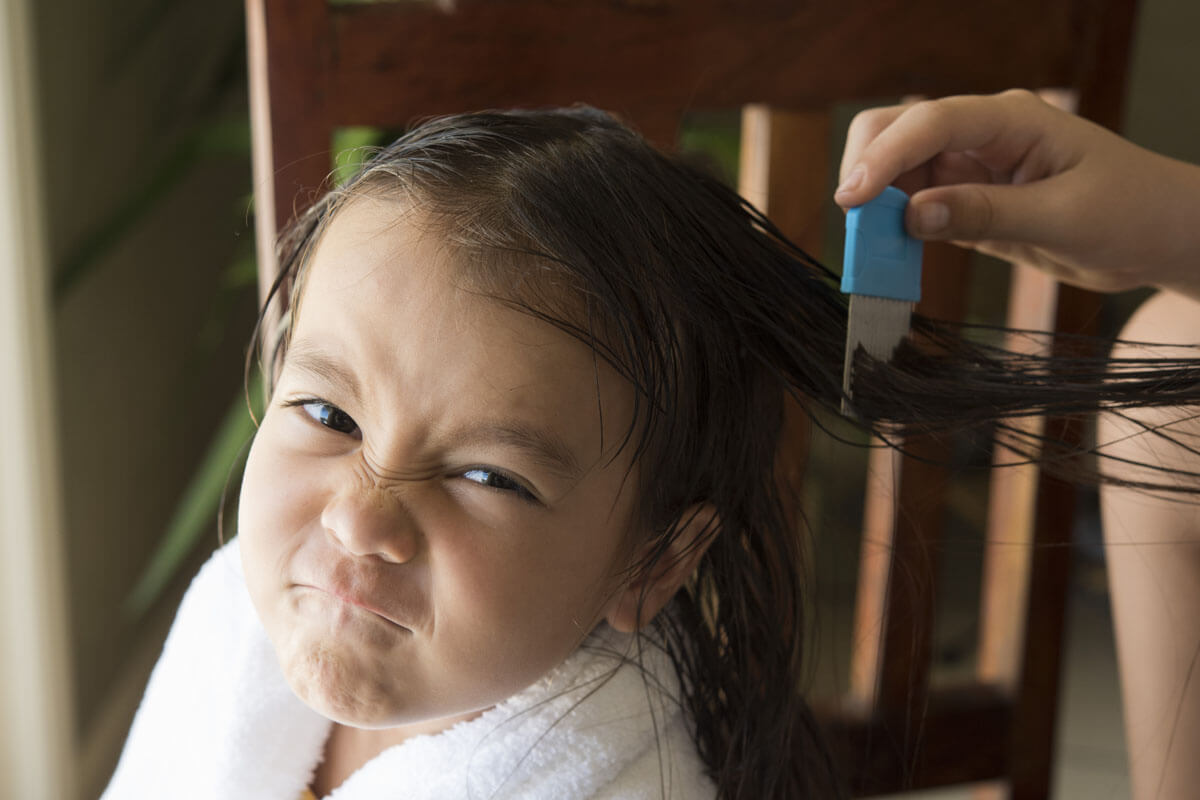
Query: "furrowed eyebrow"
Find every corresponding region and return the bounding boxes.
[283,341,363,406]
[284,342,581,481]
[454,421,582,481]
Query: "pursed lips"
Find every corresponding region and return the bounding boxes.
[297,581,412,631]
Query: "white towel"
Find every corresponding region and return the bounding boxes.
[102,541,716,799]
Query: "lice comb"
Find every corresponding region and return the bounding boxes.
[840,186,923,416]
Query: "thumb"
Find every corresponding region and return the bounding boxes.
[905,183,1049,245]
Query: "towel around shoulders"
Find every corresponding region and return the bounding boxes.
[101,540,716,800]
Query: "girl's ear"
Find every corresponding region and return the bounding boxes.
[606,504,718,634]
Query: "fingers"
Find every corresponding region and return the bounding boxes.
[904,179,1063,244]
[835,90,1048,209]
[838,103,906,186]
[830,90,1200,296]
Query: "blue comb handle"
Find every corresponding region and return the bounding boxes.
[840,186,923,303]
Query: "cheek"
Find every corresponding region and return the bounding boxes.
[437,514,629,642]
[425,540,605,704]
[237,421,322,599]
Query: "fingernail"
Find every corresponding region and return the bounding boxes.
[835,166,865,198]
[913,202,949,235]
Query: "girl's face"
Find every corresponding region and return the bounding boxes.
[239,197,643,733]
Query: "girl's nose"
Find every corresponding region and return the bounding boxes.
[320,489,420,564]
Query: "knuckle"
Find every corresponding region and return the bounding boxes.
[847,107,888,140]
[1001,87,1036,101]
[906,98,947,129]
[1000,88,1039,108]
[962,185,996,237]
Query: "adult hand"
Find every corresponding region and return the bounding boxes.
[834,89,1200,298]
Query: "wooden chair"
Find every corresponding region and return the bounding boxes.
[245,2,1139,795]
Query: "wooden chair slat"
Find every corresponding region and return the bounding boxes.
[324,0,1087,125]
[738,105,830,258]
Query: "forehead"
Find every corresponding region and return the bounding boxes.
[289,196,636,460]
[299,196,450,310]
[295,196,572,365]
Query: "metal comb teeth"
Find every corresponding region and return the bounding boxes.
[841,295,914,415]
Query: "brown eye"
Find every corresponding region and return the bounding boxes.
[300,401,360,437]
[462,468,538,503]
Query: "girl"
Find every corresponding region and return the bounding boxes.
[104,105,1200,800]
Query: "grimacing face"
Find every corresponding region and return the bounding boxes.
[238,197,652,735]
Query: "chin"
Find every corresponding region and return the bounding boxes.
[278,637,405,727]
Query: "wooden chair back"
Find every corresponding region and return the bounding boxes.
[246,2,1139,796]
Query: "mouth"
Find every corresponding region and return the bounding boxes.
[296,583,411,632]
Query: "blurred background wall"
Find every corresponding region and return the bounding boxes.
[0,1,73,797]
[0,0,1196,797]
[27,0,255,796]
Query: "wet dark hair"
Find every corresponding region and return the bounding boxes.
[253,107,1200,799]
